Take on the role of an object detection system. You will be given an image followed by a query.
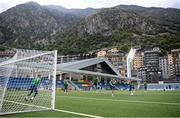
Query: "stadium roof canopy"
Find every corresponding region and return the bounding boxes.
[57,57,141,81]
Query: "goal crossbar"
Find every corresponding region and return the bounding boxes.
[0,51,55,67]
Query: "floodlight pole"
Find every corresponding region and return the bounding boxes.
[127,48,137,78]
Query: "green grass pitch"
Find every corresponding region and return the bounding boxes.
[3,90,180,117]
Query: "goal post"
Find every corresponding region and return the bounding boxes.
[0,49,57,115]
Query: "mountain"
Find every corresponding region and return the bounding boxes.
[78,7,160,35]
[0,2,82,49]
[0,2,58,45]
[117,5,180,31]
[0,2,180,54]
[68,6,180,54]
[45,5,98,17]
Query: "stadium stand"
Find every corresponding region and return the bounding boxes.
[139,83,180,90]
[0,77,51,90]
[56,80,64,88]
[70,80,130,90]
[71,80,93,90]
[3,76,180,91]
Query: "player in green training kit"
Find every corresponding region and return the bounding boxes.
[144,82,147,91]
[64,80,68,94]
[129,81,134,95]
[109,79,116,97]
[26,75,41,101]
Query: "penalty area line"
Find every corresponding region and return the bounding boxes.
[54,109,103,118]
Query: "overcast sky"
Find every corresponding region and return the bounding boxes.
[0,0,180,13]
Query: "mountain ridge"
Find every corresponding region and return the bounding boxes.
[0,2,180,54]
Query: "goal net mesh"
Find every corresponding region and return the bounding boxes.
[0,49,57,115]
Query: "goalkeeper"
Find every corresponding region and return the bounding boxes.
[26,75,41,100]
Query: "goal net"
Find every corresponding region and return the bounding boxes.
[0,49,57,115]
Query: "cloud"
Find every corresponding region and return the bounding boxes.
[131,0,180,8]
[0,2,11,12]
[0,0,31,12]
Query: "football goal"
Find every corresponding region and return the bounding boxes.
[0,49,57,115]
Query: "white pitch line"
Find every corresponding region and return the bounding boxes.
[54,109,103,118]
[3,99,103,118]
[3,99,51,110]
[60,96,180,106]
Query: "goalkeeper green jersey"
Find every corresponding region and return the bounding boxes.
[32,77,41,85]
[109,80,113,86]
[64,81,68,88]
